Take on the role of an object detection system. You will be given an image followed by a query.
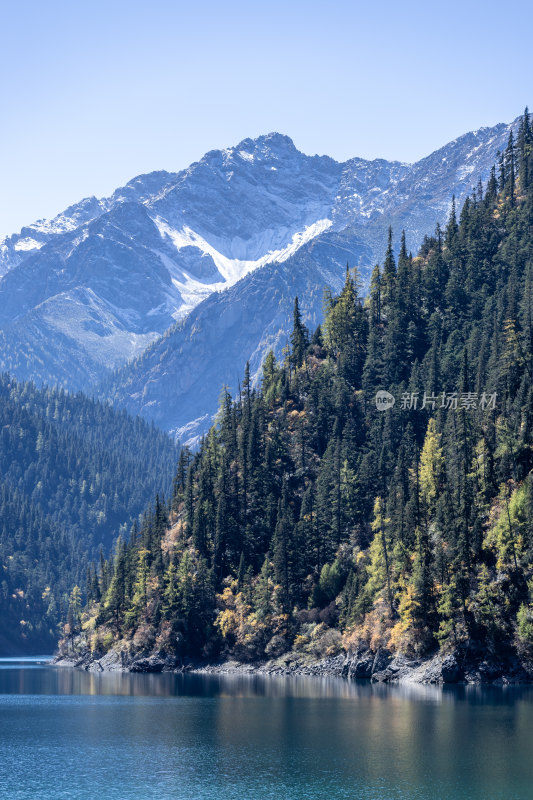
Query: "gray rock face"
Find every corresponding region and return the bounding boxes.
[342,648,375,679]
[369,648,391,676]
[441,654,463,683]
[0,121,518,429]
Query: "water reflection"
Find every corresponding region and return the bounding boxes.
[0,656,51,669]
[1,659,533,800]
[1,658,533,707]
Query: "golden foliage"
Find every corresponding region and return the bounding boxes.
[342,596,394,653]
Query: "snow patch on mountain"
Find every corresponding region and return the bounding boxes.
[13,238,45,252]
[153,216,333,289]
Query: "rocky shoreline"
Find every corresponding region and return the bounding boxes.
[54,645,533,685]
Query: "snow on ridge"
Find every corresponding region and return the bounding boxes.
[276,218,333,262]
[153,217,333,289]
[155,249,219,321]
[29,210,97,236]
[14,238,44,252]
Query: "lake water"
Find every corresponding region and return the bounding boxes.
[1,658,533,799]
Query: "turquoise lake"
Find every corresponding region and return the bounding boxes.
[1,657,533,799]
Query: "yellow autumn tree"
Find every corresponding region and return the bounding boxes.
[419,418,444,516]
[366,496,394,614]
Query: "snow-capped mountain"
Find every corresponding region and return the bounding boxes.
[0,118,516,434]
[101,228,372,444]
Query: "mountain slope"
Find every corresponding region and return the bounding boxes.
[101,229,372,442]
[0,375,178,653]
[0,122,517,393]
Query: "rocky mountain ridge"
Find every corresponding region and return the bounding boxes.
[0,119,517,439]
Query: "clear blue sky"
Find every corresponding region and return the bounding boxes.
[1,0,532,237]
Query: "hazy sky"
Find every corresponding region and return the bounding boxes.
[1,0,532,237]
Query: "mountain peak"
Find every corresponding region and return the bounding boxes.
[236,131,297,152]
[211,132,300,166]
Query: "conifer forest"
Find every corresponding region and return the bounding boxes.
[67,111,533,675]
[0,377,178,651]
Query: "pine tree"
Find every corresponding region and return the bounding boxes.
[290,297,309,369]
[381,227,396,311]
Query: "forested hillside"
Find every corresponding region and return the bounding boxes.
[0,376,178,653]
[71,111,533,676]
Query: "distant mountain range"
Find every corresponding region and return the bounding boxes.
[0,119,517,442]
